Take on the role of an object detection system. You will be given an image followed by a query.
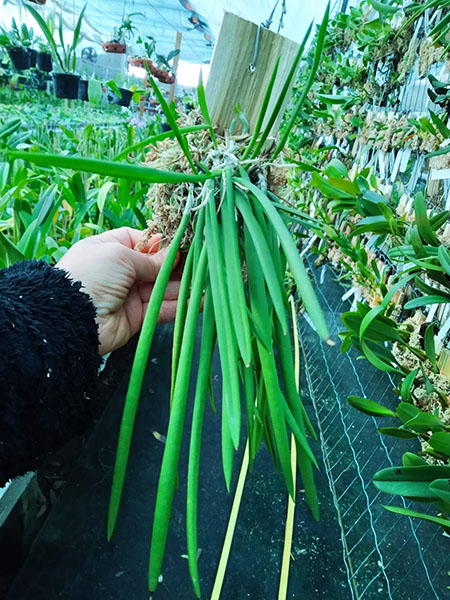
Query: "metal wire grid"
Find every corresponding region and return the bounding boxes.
[297,262,450,600]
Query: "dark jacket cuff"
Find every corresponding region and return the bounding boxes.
[0,260,102,485]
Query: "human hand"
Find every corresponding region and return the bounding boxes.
[56,227,180,355]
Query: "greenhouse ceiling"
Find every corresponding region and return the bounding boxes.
[2,0,328,65]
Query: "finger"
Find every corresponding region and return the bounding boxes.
[96,227,159,250]
[137,279,181,302]
[136,234,162,254]
[140,299,179,325]
[121,246,169,282]
[157,300,179,324]
[169,252,186,280]
[124,245,180,283]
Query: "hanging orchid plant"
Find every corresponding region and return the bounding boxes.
[8,5,331,595]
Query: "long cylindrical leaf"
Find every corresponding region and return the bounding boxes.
[235,191,288,334]
[107,199,193,540]
[234,177,330,341]
[186,287,215,598]
[245,226,294,498]
[171,208,206,403]
[148,76,198,173]
[221,170,252,366]
[170,242,195,402]
[274,316,317,441]
[148,246,208,592]
[289,297,319,521]
[240,362,257,464]
[205,187,241,453]
[10,151,216,184]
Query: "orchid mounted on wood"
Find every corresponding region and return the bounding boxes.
[10,4,331,595]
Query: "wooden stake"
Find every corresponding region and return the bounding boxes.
[169,32,182,104]
[140,73,147,119]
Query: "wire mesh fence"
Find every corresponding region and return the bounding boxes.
[297,261,450,600]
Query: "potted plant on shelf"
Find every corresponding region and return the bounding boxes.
[102,12,142,54]
[0,21,30,71]
[37,40,53,72]
[26,4,86,99]
[106,74,144,107]
[16,22,38,67]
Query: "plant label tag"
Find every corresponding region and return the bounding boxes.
[350,291,361,312]
[391,150,403,182]
[436,313,450,344]
[411,16,423,42]
[300,234,318,257]
[408,155,425,191]
[445,189,450,210]
[401,262,415,272]
[320,266,326,285]
[424,8,430,35]
[365,235,377,249]
[342,286,357,302]
[400,147,411,172]
[430,168,450,181]
[302,311,317,334]
[426,302,439,323]
[378,151,386,180]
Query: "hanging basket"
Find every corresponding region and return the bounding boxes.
[154,69,175,84]
[128,57,155,70]
[102,42,126,54]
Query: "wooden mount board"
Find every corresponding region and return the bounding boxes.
[205,12,300,136]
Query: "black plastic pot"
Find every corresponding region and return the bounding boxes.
[114,87,133,107]
[7,47,30,71]
[37,52,52,72]
[28,49,37,68]
[53,73,80,99]
[78,79,88,101]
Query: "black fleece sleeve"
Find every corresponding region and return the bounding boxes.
[0,260,102,486]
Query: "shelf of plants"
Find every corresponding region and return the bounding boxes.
[0,0,449,598]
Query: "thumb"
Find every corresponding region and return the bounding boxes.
[124,246,179,283]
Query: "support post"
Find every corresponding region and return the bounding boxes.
[140,73,148,119]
